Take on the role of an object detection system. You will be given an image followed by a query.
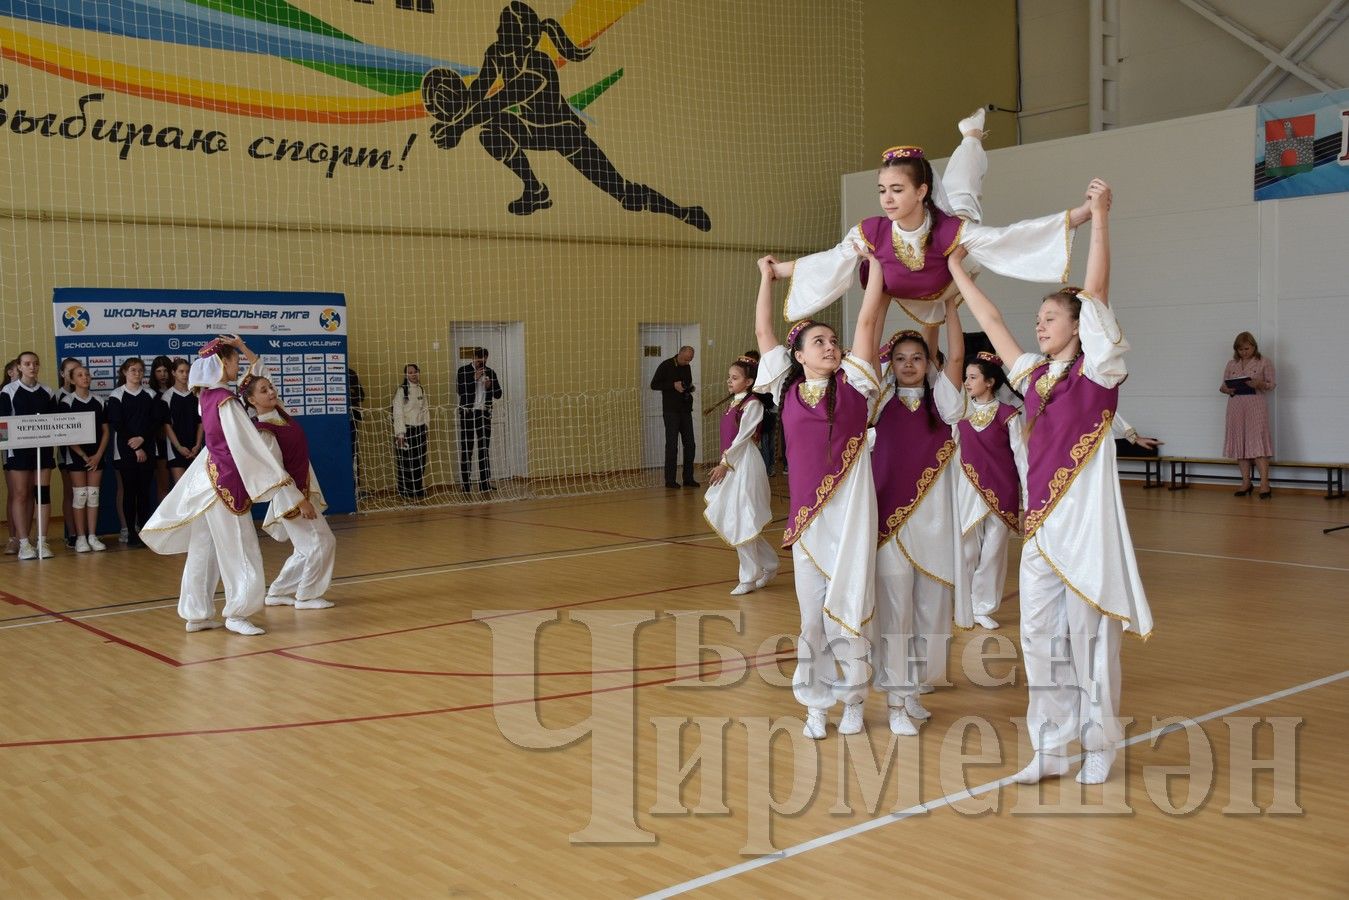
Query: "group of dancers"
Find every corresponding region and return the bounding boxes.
[702,111,1154,785]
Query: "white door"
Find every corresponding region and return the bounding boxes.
[449,322,527,482]
[639,324,701,470]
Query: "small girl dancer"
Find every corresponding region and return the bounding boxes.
[141,336,307,635]
[771,111,1093,326]
[955,352,1027,631]
[240,369,337,610]
[753,249,888,740]
[0,352,57,559]
[949,178,1152,785]
[869,300,968,736]
[160,358,202,484]
[703,355,778,596]
[59,365,110,552]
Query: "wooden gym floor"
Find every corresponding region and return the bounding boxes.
[1,481,1346,897]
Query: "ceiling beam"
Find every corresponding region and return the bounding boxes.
[1176,0,1340,94]
[1229,0,1348,107]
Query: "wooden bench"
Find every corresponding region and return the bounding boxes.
[1164,456,1346,499]
[1116,456,1164,488]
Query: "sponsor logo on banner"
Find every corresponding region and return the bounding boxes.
[61,306,92,332]
[320,308,342,332]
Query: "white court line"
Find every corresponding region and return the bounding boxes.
[1133,547,1349,573]
[641,668,1349,899]
[1,536,724,630]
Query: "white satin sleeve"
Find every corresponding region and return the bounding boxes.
[752,345,792,408]
[219,399,305,515]
[1008,411,1028,509]
[783,224,864,320]
[1110,411,1138,442]
[1078,292,1129,389]
[961,210,1074,285]
[722,399,764,464]
[933,374,967,424]
[840,354,881,401]
[1007,352,1046,394]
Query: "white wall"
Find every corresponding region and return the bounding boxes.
[841,106,1349,462]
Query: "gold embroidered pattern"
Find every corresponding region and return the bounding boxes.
[1034,366,1069,403]
[967,401,998,429]
[798,381,827,408]
[784,434,865,546]
[206,457,251,515]
[892,224,929,272]
[897,392,923,413]
[823,602,875,638]
[841,356,881,394]
[880,440,956,540]
[1022,411,1112,539]
[943,219,966,256]
[1061,209,1073,283]
[962,461,1020,533]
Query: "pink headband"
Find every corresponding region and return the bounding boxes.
[975,351,1004,367]
[786,319,819,347]
[881,145,925,162]
[197,337,226,358]
[879,328,925,363]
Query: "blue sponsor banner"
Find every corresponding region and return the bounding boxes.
[52,288,355,516]
[1254,89,1349,201]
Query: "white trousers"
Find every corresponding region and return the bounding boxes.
[734,537,778,586]
[942,135,988,223]
[962,515,1010,616]
[875,539,953,696]
[1020,541,1124,754]
[177,501,267,622]
[269,514,337,601]
[792,543,871,710]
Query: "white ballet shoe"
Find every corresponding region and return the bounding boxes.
[185,619,223,633]
[958,107,987,138]
[903,694,931,720]
[265,595,296,606]
[803,709,828,740]
[1011,752,1070,785]
[729,582,756,596]
[974,615,1000,630]
[1076,749,1117,784]
[917,682,935,695]
[888,707,919,736]
[225,617,265,636]
[754,565,779,589]
[837,703,865,735]
[293,598,334,610]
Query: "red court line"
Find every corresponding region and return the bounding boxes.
[0,589,181,668]
[457,509,791,556]
[273,645,795,678]
[0,645,785,749]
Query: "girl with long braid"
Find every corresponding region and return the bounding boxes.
[948,178,1152,786]
[868,300,968,737]
[954,352,1028,632]
[703,356,778,596]
[753,247,887,740]
[769,112,1095,326]
[422,2,710,231]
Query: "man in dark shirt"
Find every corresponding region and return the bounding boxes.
[456,348,503,491]
[649,345,697,488]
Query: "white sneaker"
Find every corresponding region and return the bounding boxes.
[888,707,919,736]
[87,535,107,552]
[729,582,755,596]
[1076,749,1117,784]
[265,595,297,607]
[293,598,334,609]
[903,694,931,720]
[36,539,53,559]
[974,614,1000,629]
[5,538,18,555]
[75,536,91,553]
[753,565,779,589]
[1011,752,1070,785]
[838,703,865,735]
[185,619,223,633]
[225,617,266,636]
[958,107,987,138]
[803,709,828,740]
[917,682,935,695]
[17,540,37,560]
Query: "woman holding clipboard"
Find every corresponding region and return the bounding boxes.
[1220,332,1276,498]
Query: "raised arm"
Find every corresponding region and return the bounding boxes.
[755,256,781,355]
[851,243,887,374]
[1082,178,1111,304]
[948,246,1024,364]
[942,295,965,389]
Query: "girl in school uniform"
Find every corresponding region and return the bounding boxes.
[160,358,202,484]
[768,111,1093,327]
[59,365,110,552]
[149,355,176,500]
[105,358,160,548]
[141,336,308,636]
[703,355,778,596]
[948,178,1152,785]
[955,352,1027,631]
[753,248,888,740]
[1,351,57,559]
[869,299,969,736]
[239,369,337,611]
[56,357,81,549]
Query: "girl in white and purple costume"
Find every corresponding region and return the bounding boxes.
[950,179,1152,786]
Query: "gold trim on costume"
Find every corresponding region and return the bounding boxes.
[891,534,954,589]
[943,219,966,256]
[967,401,998,429]
[206,457,251,515]
[961,461,1021,533]
[798,381,826,408]
[841,356,881,394]
[784,434,865,547]
[1033,535,1151,641]
[823,603,875,638]
[891,223,929,273]
[1022,411,1113,539]
[1061,209,1073,283]
[795,538,830,579]
[880,440,956,540]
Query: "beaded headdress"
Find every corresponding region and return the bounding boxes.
[881,145,925,162]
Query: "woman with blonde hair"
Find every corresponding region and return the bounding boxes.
[1220,332,1276,498]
